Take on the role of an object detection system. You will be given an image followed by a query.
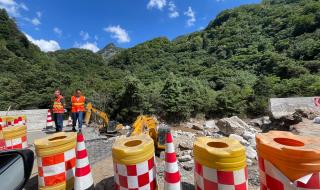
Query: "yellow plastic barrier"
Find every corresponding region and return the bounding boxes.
[256,131,320,189]
[34,132,77,190]
[2,125,27,149]
[194,137,247,190]
[112,134,157,190]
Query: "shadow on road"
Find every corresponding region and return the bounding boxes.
[24,175,38,190]
[95,176,115,190]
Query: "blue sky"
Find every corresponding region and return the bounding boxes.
[0,0,261,52]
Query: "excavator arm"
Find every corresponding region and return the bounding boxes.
[85,103,121,133]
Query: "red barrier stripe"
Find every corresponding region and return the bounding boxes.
[165,171,180,183]
[165,152,177,163]
[166,133,173,143]
[77,149,87,159]
[75,164,91,177]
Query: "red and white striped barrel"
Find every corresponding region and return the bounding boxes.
[195,162,248,190]
[113,156,157,190]
[259,156,320,190]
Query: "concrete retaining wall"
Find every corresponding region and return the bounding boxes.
[0,109,48,131]
[269,97,320,118]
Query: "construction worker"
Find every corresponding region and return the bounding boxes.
[71,89,86,132]
[52,89,66,132]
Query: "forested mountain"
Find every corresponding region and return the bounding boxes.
[0,0,320,122]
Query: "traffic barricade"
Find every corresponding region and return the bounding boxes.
[34,132,77,190]
[194,137,247,190]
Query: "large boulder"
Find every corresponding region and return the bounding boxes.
[315,117,320,124]
[216,116,255,136]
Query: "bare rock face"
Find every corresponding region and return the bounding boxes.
[217,116,255,136]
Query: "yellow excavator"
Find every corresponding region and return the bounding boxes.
[85,103,169,150]
[128,115,169,150]
[84,103,123,133]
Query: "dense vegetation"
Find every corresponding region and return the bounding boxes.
[1,0,320,122]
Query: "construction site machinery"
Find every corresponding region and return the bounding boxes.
[129,115,169,150]
[84,103,123,133]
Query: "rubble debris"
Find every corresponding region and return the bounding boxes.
[178,155,192,162]
[249,116,271,128]
[295,108,320,120]
[246,146,257,160]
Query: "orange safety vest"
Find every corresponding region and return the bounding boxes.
[52,95,65,113]
[71,96,85,112]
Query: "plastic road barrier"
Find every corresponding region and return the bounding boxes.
[164,131,181,190]
[34,132,77,190]
[0,117,5,149]
[112,134,157,190]
[256,131,320,189]
[194,137,248,190]
[2,125,28,149]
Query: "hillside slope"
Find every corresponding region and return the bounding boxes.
[0,0,320,122]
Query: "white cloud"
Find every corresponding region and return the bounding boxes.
[74,42,99,52]
[25,34,60,52]
[0,0,28,17]
[94,35,99,41]
[147,0,166,10]
[104,25,130,43]
[31,17,41,26]
[184,6,196,27]
[168,1,179,18]
[19,3,28,11]
[36,11,42,18]
[80,30,90,41]
[53,27,62,36]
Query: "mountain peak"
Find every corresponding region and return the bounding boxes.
[97,43,123,60]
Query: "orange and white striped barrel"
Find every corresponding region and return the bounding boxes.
[256,131,320,190]
[194,137,248,190]
[2,125,28,149]
[35,132,77,190]
[112,134,157,190]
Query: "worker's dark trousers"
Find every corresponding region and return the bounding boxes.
[72,111,84,129]
[54,113,64,132]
